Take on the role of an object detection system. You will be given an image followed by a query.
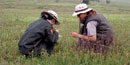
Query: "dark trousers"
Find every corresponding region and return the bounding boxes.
[77,37,113,54]
[34,44,55,57]
[19,43,55,57]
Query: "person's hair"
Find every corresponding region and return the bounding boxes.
[41,12,53,20]
[86,10,96,15]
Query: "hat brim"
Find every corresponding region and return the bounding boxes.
[42,12,60,25]
[72,8,93,16]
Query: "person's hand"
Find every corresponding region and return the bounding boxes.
[55,29,59,33]
[71,32,80,38]
[50,29,54,34]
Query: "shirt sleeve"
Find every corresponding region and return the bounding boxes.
[86,21,98,36]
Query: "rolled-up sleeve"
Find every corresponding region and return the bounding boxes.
[86,21,98,36]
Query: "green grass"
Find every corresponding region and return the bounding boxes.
[0,0,130,65]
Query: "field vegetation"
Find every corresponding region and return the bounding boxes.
[0,0,130,65]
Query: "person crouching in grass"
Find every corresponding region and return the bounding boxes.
[18,10,60,58]
[71,3,114,55]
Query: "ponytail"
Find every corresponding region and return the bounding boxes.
[41,12,53,20]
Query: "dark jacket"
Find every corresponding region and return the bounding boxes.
[18,18,59,55]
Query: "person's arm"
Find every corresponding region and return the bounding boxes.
[45,27,59,43]
[86,20,98,41]
[71,32,96,41]
[72,21,98,42]
[79,34,96,41]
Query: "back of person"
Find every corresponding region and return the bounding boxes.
[86,12,114,40]
[84,12,113,53]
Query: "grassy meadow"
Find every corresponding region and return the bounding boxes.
[0,0,130,65]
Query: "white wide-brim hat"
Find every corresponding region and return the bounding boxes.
[41,10,60,25]
[72,3,93,16]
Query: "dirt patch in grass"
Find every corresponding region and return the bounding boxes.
[0,22,9,26]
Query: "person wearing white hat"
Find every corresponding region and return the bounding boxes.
[18,10,60,57]
[71,3,114,54]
